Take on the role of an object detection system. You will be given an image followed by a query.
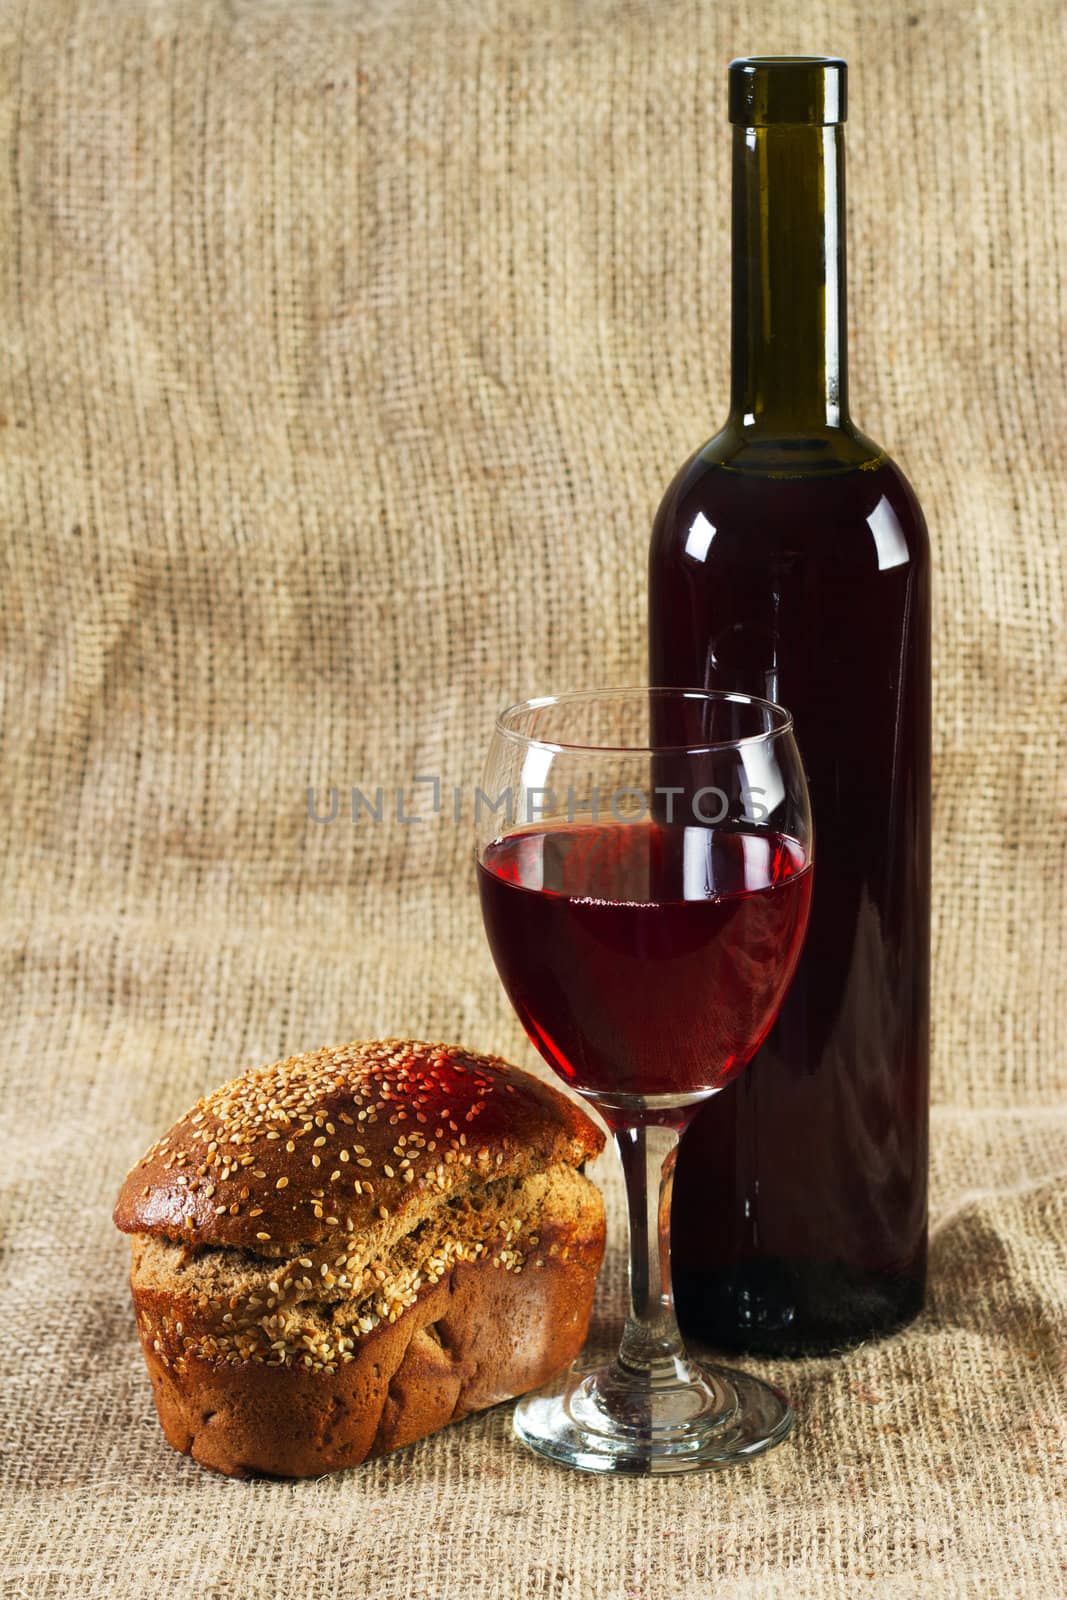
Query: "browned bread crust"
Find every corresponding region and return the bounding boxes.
[132,1196,602,1478]
[114,1038,601,1250]
[115,1040,606,1478]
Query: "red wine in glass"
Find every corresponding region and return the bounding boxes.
[478,820,812,1111]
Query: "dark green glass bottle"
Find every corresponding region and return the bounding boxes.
[649,58,931,1354]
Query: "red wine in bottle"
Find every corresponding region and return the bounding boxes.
[648,57,931,1354]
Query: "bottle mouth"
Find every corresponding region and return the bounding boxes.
[728,56,847,127]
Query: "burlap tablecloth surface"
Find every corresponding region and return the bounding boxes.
[2,0,1064,1594]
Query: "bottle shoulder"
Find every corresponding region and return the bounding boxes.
[677,418,889,479]
[651,429,929,572]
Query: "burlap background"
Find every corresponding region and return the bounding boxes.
[1,0,1064,1594]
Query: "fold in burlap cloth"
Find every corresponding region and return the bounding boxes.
[1,2,1064,1595]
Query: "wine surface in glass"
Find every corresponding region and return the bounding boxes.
[478,821,812,1106]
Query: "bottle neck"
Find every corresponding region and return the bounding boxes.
[729,123,849,435]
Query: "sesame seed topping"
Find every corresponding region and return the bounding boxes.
[125,1040,590,1272]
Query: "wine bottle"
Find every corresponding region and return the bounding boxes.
[649,57,931,1354]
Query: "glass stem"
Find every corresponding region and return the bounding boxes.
[612,1122,690,1377]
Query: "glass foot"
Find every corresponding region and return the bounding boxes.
[513,1355,793,1475]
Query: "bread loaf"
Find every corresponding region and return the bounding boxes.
[114,1039,605,1477]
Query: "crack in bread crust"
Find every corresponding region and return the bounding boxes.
[131,1163,603,1373]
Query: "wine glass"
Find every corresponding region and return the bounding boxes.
[475,687,814,1474]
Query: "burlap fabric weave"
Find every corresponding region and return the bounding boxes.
[1,0,1064,1594]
